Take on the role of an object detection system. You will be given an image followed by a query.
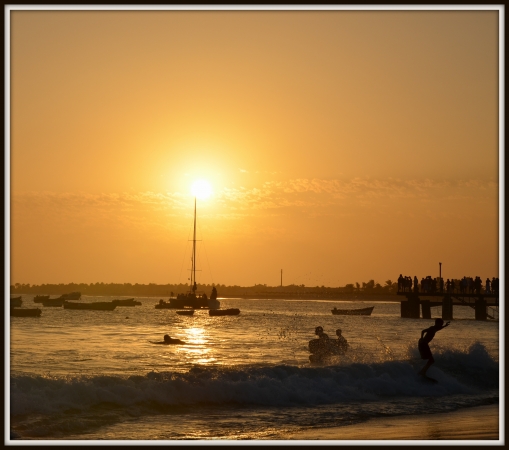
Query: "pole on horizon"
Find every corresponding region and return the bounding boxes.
[281,269,282,288]
[439,262,442,281]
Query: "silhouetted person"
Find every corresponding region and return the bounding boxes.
[211,286,217,300]
[398,274,403,292]
[151,334,185,345]
[315,326,329,341]
[418,318,450,377]
[335,329,348,353]
[413,276,419,292]
[485,278,491,294]
[309,326,332,363]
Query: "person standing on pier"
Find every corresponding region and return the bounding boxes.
[485,278,491,294]
[418,318,450,377]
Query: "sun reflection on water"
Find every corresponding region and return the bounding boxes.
[180,327,219,364]
[184,327,208,344]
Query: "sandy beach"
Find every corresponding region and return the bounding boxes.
[286,404,500,441]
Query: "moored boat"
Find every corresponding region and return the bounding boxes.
[209,308,240,316]
[331,306,374,316]
[42,298,65,307]
[11,308,42,317]
[167,198,220,310]
[112,298,141,306]
[155,299,173,309]
[34,295,50,303]
[11,297,22,307]
[58,292,82,300]
[169,292,210,309]
[176,309,195,316]
[63,301,116,311]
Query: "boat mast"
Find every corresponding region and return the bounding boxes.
[192,197,197,294]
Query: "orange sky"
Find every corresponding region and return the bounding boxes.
[9,8,500,287]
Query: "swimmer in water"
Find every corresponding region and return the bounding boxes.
[315,326,329,341]
[151,334,185,345]
[418,318,450,376]
[311,326,331,360]
[335,329,348,353]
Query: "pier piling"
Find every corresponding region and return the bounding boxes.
[475,298,487,321]
[421,300,431,319]
[442,295,453,321]
[401,294,420,318]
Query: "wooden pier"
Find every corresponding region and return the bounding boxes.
[397,291,499,320]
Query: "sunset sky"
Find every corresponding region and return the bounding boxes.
[8,8,501,287]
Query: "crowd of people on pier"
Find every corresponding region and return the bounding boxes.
[397,274,499,295]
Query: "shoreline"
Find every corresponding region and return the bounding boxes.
[11,294,401,302]
[285,404,500,441]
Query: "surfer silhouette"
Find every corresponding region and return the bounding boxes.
[151,334,185,345]
[418,318,450,377]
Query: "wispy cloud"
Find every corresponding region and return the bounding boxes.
[214,177,498,210]
[11,177,498,227]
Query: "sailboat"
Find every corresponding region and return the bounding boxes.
[164,197,220,310]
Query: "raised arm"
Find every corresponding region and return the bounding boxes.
[439,321,451,331]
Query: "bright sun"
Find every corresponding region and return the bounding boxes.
[191,179,212,200]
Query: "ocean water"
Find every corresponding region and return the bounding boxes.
[8,296,500,441]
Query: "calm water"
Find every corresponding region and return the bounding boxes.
[9,295,500,440]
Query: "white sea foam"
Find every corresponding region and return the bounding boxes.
[11,343,498,417]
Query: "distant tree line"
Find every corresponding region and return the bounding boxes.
[10,280,398,297]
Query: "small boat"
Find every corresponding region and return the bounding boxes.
[11,297,22,307]
[57,292,82,300]
[112,298,142,306]
[63,301,116,311]
[11,308,42,317]
[34,295,50,303]
[209,308,240,316]
[63,292,81,300]
[176,309,195,316]
[42,298,65,307]
[155,300,173,309]
[331,306,374,316]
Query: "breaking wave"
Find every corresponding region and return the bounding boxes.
[11,342,498,417]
